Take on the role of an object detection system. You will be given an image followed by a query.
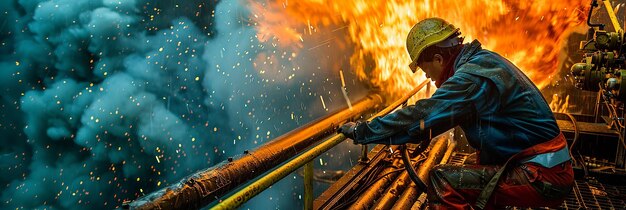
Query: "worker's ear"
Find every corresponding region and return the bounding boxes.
[433,54,444,66]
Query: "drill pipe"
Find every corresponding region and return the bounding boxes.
[395,138,456,210]
[212,81,430,209]
[391,136,451,210]
[126,93,383,210]
[372,170,411,210]
[392,182,420,210]
[371,135,449,209]
[348,158,403,209]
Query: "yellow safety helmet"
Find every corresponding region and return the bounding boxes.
[406,18,460,71]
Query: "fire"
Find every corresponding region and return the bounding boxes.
[250,0,588,100]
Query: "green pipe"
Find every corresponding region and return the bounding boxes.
[211,80,429,209]
[304,161,313,210]
[359,144,369,162]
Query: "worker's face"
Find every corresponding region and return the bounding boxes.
[414,54,445,82]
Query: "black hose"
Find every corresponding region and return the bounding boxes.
[400,144,428,191]
[554,112,589,177]
[553,112,579,165]
[555,113,580,150]
[578,151,589,178]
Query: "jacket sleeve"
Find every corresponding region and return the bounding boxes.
[353,73,486,144]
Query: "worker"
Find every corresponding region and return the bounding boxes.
[338,17,573,209]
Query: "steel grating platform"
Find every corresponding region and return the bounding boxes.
[556,179,626,210]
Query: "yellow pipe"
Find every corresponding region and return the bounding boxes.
[211,80,430,210]
[603,0,622,32]
[127,92,384,209]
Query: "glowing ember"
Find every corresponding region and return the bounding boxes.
[250,1,588,100]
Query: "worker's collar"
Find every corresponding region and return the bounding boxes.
[453,39,482,68]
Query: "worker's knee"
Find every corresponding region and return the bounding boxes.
[428,164,456,184]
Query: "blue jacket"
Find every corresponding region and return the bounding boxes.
[353,40,560,165]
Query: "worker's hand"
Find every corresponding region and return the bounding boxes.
[338,122,358,140]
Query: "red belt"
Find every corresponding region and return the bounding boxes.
[475,133,568,209]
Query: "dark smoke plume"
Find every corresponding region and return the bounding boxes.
[1,0,367,209]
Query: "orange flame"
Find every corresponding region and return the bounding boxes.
[250,0,588,100]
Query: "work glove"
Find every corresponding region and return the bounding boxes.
[338,122,358,141]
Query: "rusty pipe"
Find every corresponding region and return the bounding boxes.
[392,134,451,209]
[126,93,383,210]
[391,182,420,210]
[372,171,412,209]
[417,135,450,187]
[348,158,403,209]
[352,134,450,210]
[373,134,450,210]
[393,136,456,210]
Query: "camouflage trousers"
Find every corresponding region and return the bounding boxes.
[427,161,574,209]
